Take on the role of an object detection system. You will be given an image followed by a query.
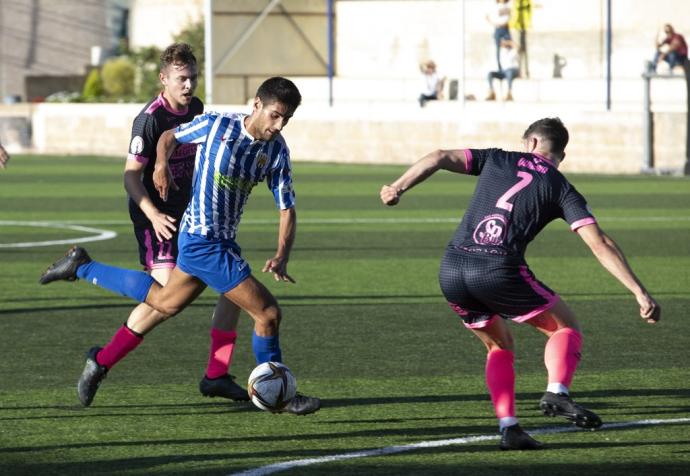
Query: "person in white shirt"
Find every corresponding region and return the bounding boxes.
[486,39,520,101]
[418,60,445,107]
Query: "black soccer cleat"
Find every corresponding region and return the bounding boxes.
[282,393,321,416]
[539,391,603,429]
[39,246,91,284]
[77,346,108,407]
[199,374,250,401]
[499,424,544,450]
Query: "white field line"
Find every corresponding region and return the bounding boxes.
[1,215,688,247]
[0,221,117,248]
[2,215,690,226]
[228,417,690,476]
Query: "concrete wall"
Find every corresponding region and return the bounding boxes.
[0,0,113,101]
[14,100,685,174]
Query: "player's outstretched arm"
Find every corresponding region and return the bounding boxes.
[124,160,177,241]
[380,149,468,206]
[0,143,10,169]
[262,207,296,283]
[153,129,180,202]
[576,223,660,324]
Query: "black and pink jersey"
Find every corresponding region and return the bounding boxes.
[451,148,596,259]
[127,93,204,227]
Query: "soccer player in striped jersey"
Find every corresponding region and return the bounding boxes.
[380,117,660,450]
[41,77,320,415]
[120,42,249,404]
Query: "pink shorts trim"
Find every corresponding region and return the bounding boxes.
[147,262,176,271]
[463,314,500,329]
[512,298,559,323]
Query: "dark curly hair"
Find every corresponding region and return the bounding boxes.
[522,117,569,160]
[256,77,302,111]
[160,43,197,71]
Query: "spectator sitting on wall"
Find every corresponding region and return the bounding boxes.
[649,24,688,74]
[486,39,520,101]
[419,60,445,107]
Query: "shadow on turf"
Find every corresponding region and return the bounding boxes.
[0,303,135,316]
[317,388,690,411]
[4,435,690,476]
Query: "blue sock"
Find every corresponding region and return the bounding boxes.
[76,261,155,303]
[252,331,282,364]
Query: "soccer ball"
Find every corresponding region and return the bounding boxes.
[247,361,297,412]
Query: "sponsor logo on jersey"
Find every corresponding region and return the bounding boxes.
[473,214,507,246]
[213,171,256,193]
[130,136,144,155]
[257,153,269,169]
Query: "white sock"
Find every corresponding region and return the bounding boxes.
[547,382,569,395]
[499,416,518,431]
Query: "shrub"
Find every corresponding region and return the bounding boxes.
[82,68,103,101]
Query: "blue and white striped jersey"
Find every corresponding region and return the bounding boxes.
[174,111,295,240]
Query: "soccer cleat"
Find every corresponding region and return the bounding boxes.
[39,246,91,284]
[282,393,321,416]
[499,424,544,450]
[77,346,108,407]
[199,374,250,401]
[539,391,603,429]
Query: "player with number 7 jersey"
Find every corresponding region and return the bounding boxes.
[380,117,660,450]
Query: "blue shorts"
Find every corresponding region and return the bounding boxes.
[177,232,252,294]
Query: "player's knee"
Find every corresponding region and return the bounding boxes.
[148,301,182,319]
[256,304,282,332]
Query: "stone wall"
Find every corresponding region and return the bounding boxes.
[11,100,684,175]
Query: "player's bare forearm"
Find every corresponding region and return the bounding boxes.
[577,224,660,322]
[381,149,468,205]
[124,162,176,240]
[153,129,179,201]
[276,207,296,259]
[262,208,296,283]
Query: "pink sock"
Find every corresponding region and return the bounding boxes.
[205,328,238,379]
[544,327,582,388]
[485,349,516,419]
[96,325,143,369]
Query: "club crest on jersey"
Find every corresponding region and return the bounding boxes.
[130,136,144,155]
[473,214,507,246]
[257,153,269,169]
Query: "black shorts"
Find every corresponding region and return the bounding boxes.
[438,246,559,329]
[133,224,179,271]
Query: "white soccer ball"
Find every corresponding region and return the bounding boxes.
[247,361,297,412]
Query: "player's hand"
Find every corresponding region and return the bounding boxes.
[148,211,177,241]
[153,164,179,202]
[262,256,295,283]
[380,184,402,206]
[0,144,10,169]
[637,293,660,324]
